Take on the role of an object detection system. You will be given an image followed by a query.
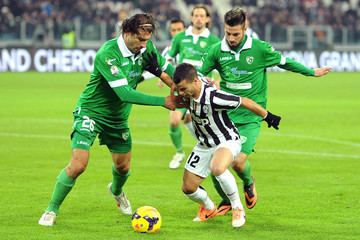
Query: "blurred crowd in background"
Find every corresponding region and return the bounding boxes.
[1,0,359,48]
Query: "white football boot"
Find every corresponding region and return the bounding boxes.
[38,211,56,226]
[169,152,186,169]
[232,208,246,228]
[108,182,132,215]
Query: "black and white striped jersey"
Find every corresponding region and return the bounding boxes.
[189,78,241,148]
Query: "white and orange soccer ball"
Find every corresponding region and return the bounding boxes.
[131,206,162,233]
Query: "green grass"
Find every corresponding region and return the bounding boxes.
[0,72,359,240]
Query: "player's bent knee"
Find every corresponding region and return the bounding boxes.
[182,183,196,194]
[211,166,226,177]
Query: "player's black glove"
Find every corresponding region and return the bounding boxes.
[263,111,281,130]
[144,52,162,77]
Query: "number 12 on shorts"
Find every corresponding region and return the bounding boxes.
[187,152,200,168]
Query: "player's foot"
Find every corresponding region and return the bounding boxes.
[108,182,132,215]
[169,152,186,169]
[216,200,232,216]
[244,177,257,209]
[232,208,246,228]
[192,205,217,222]
[38,211,56,226]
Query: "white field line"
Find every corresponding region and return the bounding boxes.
[262,132,360,148]
[1,132,360,159]
[2,117,359,147]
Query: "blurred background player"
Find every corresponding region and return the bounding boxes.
[148,18,186,83]
[173,63,281,228]
[38,13,177,226]
[200,8,331,215]
[167,4,220,169]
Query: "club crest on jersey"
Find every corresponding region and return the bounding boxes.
[203,105,209,114]
[200,41,207,48]
[110,65,119,75]
[122,132,130,140]
[138,57,142,66]
[246,56,254,64]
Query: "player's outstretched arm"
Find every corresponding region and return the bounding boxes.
[240,97,281,130]
[314,66,331,77]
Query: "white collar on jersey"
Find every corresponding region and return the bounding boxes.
[117,34,146,58]
[185,26,210,38]
[220,35,253,53]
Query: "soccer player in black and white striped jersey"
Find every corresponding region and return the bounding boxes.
[173,63,281,228]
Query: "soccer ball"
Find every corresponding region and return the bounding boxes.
[131,206,162,233]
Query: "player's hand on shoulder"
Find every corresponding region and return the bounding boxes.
[164,95,176,111]
[314,66,331,77]
[263,111,281,130]
[204,77,220,89]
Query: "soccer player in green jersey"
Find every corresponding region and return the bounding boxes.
[199,8,331,214]
[38,13,177,226]
[167,5,221,169]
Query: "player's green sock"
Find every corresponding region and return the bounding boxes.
[210,174,230,204]
[236,160,254,186]
[111,166,130,196]
[46,169,75,214]
[169,126,183,153]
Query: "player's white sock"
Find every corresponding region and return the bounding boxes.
[186,187,215,210]
[215,169,243,210]
[184,122,197,139]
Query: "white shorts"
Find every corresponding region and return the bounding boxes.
[184,140,241,178]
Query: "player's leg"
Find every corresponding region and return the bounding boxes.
[168,109,186,169]
[210,142,245,227]
[101,128,132,215]
[182,170,216,221]
[39,113,97,226]
[211,123,260,211]
[183,145,217,221]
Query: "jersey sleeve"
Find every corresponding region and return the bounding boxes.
[199,45,217,76]
[210,89,241,110]
[95,52,165,106]
[262,41,286,68]
[278,57,315,76]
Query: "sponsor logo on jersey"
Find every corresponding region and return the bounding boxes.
[121,61,129,66]
[106,58,116,65]
[220,56,232,61]
[199,41,207,48]
[246,56,254,64]
[110,65,119,75]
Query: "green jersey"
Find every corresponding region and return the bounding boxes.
[168,26,220,69]
[75,36,174,128]
[200,36,314,124]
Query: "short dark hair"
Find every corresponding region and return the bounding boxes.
[170,18,185,27]
[191,4,210,17]
[173,63,197,84]
[224,7,246,26]
[122,13,155,34]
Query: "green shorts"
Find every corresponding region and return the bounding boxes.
[235,122,261,155]
[71,112,132,153]
[177,107,188,120]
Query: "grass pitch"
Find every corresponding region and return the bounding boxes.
[0,72,359,240]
